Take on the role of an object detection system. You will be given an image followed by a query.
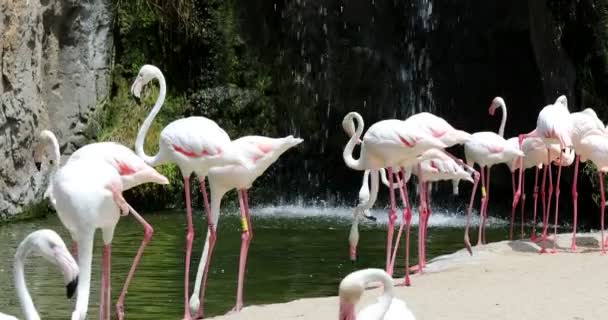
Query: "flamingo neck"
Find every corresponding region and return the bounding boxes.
[343,114,365,170]
[48,133,60,172]
[135,70,166,166]
[497,101,507,138]
[14,240,41,320]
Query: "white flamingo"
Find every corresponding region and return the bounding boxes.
[338,268,415,320]
[52,151,168,320]
[342,111,446,273]
[0,229,78,320]
[188,135,303,317]
[131,64,252,319]
[515,95,574,253]
[33,130,60,204]
[569,108,605,251]
[464,97,523,245]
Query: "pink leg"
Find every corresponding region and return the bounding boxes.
[183,177,195,320]
[600,172,606,255]
[571,156,580,251]
[520,172,526,239]
[477,166,487,246]
[233,190,253,312]
[106,245,112,320]
[464,170,480,255]
[531,166,540,241]
[538,163,548,243]
[510,171,517,240]
[541,150,553,254]
[195,217,218,318]
[385,167,398,276]
[100,245,109,320]
[199,178,212,220]
[72,241,78,259]
[115,204,154,320]
[388,170,409,283]
[422,183,431,268]
[550,148,564,253]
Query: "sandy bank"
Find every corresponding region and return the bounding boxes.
[210,232,608,319]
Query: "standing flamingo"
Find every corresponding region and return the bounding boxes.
[464,97,523,245]
[577,130,608,253]
[569,108,605,251]
[0,230,79,320]
[505,137,574,240]
[188,135,303,317]
[52,149,168,320]
[131,64,252,319]
[515,95,574,254]
[338,268,416,320]
[342,112,447,274]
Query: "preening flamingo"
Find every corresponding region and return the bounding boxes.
[464,97,523,245]
[0,230,78,320]
[569,108,605,251]
[342,112,446,273]
[338,268,416,320]
[188,135,303,317]
[52,152,168,320]
[515,95,573,254]
[505,137,574,240]
[131,64,252,319]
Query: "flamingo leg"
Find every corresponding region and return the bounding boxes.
[115,205,155,320]
[423,182,431,268]
[385,167,398,276]
[600,172,606,255]
[531,166,540,241]
[388,169,411,284]
[541,149,553,254]
[72,241,78,260]
[483,168,491,244]
[510,171,517,240]
[417,164,427,274]
[571,155,580,251]
[194,210,218,318]
[550,148,565,254]
[464,170,480,255]
[477,166,487,246]
[100,245,109,320]
[233,189,254,312]
[520,171,526,239]
[105,245,112,320]
[182,176,195,320]
[539,163,548,243]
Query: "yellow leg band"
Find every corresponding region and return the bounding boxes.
[241,217,249,232]
[481,186,487,198]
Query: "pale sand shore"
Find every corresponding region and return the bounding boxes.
[210,232,608,320]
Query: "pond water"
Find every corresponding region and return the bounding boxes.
[0,205,511,319]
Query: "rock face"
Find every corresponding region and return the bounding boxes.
[0,0,112,217]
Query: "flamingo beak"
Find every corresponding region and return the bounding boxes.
[35,162,42,171]
[349,245,357,262]
[66,277,78,298]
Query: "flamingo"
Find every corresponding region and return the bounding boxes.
[464,97,523,245]
[188,135,303,317]
[505,137,574,240]
[342,111,447,273]
[577,129,608,253]
[131,64,253,319]
[0,230,79,320]
[515,95,574,254]
[338,268,416,320]
[52,150,168,320]
[33,130,61,204]
[569,108,605,251]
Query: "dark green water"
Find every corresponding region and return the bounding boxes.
[0,207,510,319]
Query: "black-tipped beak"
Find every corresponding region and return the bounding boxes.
[66,276,78,298]
[133,95,141,104]
[351,257,357,264]
[35,162,42,171]
[364,215,377,222]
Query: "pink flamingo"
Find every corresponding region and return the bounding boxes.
[188,135,303,317]
[577,129,608,253]
[569,108,605,251]
[51,148,168,320]
[505,137,574,240]
[464,97,523,245]
[0,230,79,320]
[342,112,446,274]
[131,65,252,319]
[515,95,574,254]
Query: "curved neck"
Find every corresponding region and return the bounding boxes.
[73,234,95,320]
[14,240,41,320]
[48,134,60,172]
[497,102,507,138]
[135,71,166,166]
[365,269,394,319]
[343,114,365,170]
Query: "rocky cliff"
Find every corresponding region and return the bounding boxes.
[0,0,112,218]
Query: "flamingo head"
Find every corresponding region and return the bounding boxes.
[131,64,162,99]
[349,211,361,261]
[554,95,568,108]
[24,230,79,298]
[33,130,57,171]
[488,96,505,116]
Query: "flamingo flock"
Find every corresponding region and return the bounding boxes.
[3,60,607,320]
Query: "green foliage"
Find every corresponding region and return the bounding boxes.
[2,201,52,224]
